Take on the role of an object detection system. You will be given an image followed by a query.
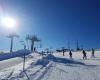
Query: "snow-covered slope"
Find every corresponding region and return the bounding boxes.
[0,51,100,80]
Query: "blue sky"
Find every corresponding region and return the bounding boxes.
[0,0,100,51]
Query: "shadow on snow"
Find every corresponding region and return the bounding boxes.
[44,54,85,65]
[31,54,98,68]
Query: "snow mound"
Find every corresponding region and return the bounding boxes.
[0,49,31,61]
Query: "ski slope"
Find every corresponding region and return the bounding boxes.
[0,51,100,80]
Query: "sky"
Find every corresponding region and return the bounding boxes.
[0,0,100,51]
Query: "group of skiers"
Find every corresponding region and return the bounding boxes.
[41,48,95,60]
[68,48,95,59]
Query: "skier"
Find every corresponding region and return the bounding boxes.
[62,50,65,56]
[82,50,87,59]
[34,47,36,52]
[91,48,95,58]
[69,50,72,59]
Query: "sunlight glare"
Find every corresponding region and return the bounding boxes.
[1,17,17,30]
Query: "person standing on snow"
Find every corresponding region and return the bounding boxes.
[82,50,87,59]
[69,50,72,59]
[91,48,95,58]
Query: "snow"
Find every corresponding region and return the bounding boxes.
[0,49,30,61]
[0,50,100,80]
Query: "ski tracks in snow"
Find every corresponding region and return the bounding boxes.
[37,61,100,80]
[1,54,100,80]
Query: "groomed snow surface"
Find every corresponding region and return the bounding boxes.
[0,51,100,80]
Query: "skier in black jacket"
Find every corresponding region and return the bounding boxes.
[82,50,87,59]
[69,50,72,59]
